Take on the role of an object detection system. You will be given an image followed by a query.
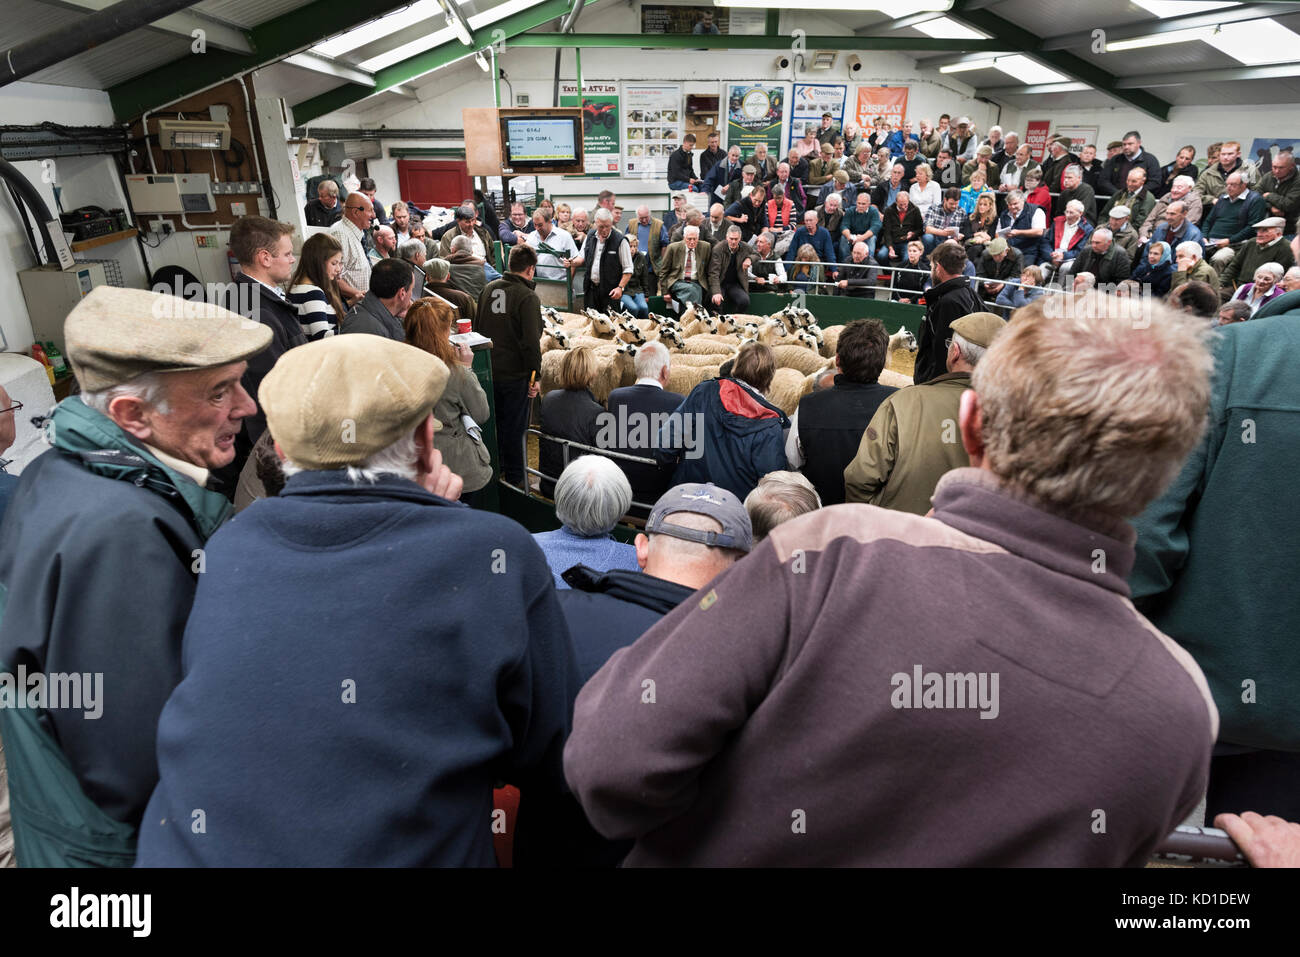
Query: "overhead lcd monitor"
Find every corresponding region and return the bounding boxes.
[498,111,584,173]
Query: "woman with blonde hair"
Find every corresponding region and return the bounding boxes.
[908,163,940,218]
[964,190,1000,261]
[287,232,346,340]
[537,347,606,498]
[404,297,493,501]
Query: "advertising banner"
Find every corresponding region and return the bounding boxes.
[790,83,848,150]
[853,86,909,131]
[726,83,784,156]
[624,83,682,178]
[559,81,620,176]
[1025,120,1051,161]
[1054,125,1100,154]
[640,4,765,35]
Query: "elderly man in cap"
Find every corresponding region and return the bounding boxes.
[1218,216,1295,298]
[1104,205,1143,262]
[422,258,477,324]
[845,312,1004,514]
[565,293,1218,867]
[136,334,577,867]
[0,286,270,865]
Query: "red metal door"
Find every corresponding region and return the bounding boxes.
[397,159,472,209]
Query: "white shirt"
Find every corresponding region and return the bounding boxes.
[589,232,634,287]
[909,180,941,218]
[748,257,787,284]
[997,207,1046,237]
[1056,220,1081,251]
[684,246,698,281]
[1001,162,1025,188]
[329,216,371,293]
[633,377,663,389]
[525,226,577,282]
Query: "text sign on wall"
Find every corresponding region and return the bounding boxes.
[1025,120,1051,161]
[853,86,909,130]
[560,81,621,176]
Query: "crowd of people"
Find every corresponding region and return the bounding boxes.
[1,114,1299,871]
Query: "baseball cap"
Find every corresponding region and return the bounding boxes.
[646,483,753,553]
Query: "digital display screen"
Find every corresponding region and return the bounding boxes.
[503,118,579,164]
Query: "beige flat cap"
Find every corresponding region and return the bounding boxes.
[65,286,272,392]
[950,311,1007,349]
[260,335,450,470]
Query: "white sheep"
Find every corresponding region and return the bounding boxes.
[771,344,830,376]
[767,367,809,417]
[666,362,722,396]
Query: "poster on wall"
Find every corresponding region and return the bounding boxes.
[790,83,847,150]
[641,4,765,35]
[1025,120,1051,161]
[1054,125,1100,154]
[559,81,621,176]
[1247,137,1300,178]
[726,83,784,156]
[624,83,682,178]
[853,86,908,131]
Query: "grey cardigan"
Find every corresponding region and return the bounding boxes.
[434,364,493,493]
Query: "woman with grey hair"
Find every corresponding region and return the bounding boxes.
[1230,262,1286,316]
[533,455,639,589]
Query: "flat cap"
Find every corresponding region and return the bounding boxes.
[986,237,1008,255]
[950,311,1007,349]
[1109,205,1131,219]
[1054,136,1073,148]
[260,335,450,471]
[743,164,757,175]
[1253,216,1286,229]
[833,169,850,183]
[423,258,451,282]
[65,286,272,392]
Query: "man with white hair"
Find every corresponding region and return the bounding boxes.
[748,231,787,287]
[1201,171,1269,270]
[396,239,427,296]
[0,287,271,865]
[533,455,639,589]
[565,207,632,313]
[632,204,669,288]
[304,178,342,227]
[708,225,756,314]
[604,341,686,516]
[137,333,579,866]
[1106,205,1142,262]
[991,130,1018,168]
[567,293,1219,867]
[1171,240,1220,293]
[1038,198,1094,286]
[744,471,820,541]
[1141,174,1204,241]
[658,224,712,308]
[525,207,579,282]
[1283,265,1300,292]
[1053,165,1097,223]
[1219,216,1296,296]
[1068,228,1132,286]
[1073,271,1097,293]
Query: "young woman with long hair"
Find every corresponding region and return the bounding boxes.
[287,233,346,340]
[404,298,493,500]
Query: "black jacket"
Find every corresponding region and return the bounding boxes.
[698,146,727,180]
[878,202,925,250]
[538,388,606,497]
[976,247,1025,286]
[1054,184,1097,223]
[667,147,696,185]
[916,275,984,385]
[581,228,630,307]
[304,198,342,228]
[340,291,405,340]
[477,272,542,383]
[796,377,898,505]
[513,564,695,868]
[606,383,685,515]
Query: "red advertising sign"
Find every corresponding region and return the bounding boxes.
[1025,120,1051,161]
[854,86,909,131]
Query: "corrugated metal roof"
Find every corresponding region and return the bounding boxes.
[23,30,193,90]
[990,0,1153,37]
[192,0,313,29]
[3,0,87,48]
[1072,38,1242,74]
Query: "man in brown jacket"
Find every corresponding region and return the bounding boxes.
[564,292,1219,866]
[707,225,755,314]
[658,227,712,308]
[844,312,1003,514]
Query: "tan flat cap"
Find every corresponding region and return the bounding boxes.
[65,286,272,392]
[260,335,450,471]
[950,311,1007,349]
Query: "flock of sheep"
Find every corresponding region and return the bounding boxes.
[538,303,919,416]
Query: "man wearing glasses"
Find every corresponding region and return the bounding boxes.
[329,192,375,304]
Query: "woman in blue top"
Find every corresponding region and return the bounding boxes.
[532,455,640,589]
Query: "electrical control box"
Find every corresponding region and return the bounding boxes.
[18,264,107,353]
[155,118,231,150]
[126,173,216,213]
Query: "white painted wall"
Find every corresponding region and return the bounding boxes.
[1,82,148,354]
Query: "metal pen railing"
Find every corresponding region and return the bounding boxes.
[508,427,664,516]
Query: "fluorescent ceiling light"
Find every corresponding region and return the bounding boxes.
[1029,81,1091,93]
[714,0,952,13]
[1106,24,1217,51]
[1129,0,1238,17]
[474,51,490,72]
[1205,18,1300,64]
[358,26,456,71]
[914,16,987,40]
[940,58,998,73]
[444,0,474,46]
[312,1,460,58]
[992,54,1067,84]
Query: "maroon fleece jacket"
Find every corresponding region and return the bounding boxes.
[563,468,1217,866]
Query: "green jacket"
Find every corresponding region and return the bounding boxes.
[844,371,971,515]
[1256,169,1300,234]
[1195,158,1260,203]
[1101,188,1156,230]
[1219,237,1296,291]
[1170,258,1220,293]
[1131,315,1300,750]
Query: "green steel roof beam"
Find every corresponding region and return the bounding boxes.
[946,0,1173,121]
[292,0,588,124]
[504,33,1006,51]
[107,0,416,121]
